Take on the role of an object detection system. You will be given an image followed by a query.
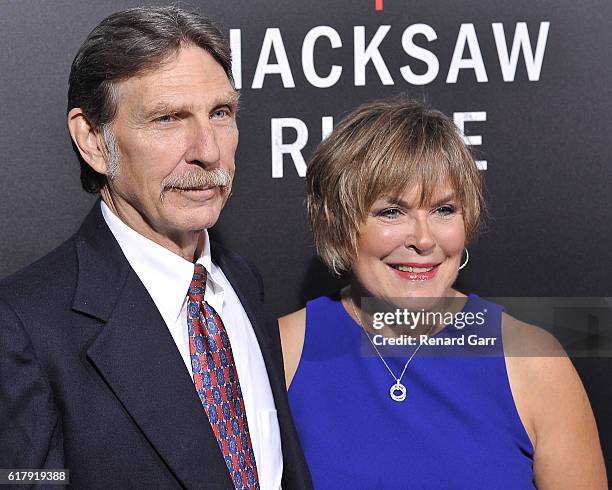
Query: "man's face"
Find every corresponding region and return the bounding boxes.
[104,45,238,249]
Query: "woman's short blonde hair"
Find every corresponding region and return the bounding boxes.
[306,96,484,274]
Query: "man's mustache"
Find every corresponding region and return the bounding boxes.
[161,168,233,191]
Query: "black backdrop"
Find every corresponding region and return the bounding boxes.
[1,0,611,473]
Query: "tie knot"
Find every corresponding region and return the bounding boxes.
[189,264,207,301]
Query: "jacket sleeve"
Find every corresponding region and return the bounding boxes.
[0,298,64,470]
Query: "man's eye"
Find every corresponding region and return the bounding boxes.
[212,108,230,119]
[155,114,177,123]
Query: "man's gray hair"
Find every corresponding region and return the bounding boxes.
[101,125,119,180]
[68,6,233,193]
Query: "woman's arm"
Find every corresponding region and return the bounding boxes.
[278,308,306,388]
[504,315,607,489]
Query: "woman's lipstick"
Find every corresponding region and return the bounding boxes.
[388,263,439,281]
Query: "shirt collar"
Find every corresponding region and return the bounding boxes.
[197,227,226,315]
[100,201,222,323]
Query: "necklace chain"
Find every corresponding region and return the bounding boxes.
[348,296,434,396]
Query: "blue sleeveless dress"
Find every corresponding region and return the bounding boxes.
[288,294,535,489]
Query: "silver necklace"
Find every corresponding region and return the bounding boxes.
[349,298,434,402]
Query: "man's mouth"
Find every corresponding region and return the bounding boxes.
[170,186,218,192]
[161,186,221,202]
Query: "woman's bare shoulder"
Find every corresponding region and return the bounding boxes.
[502,313,607,488]
[279,308,306,330]
[278,308,307,388]
[502,312,565,358]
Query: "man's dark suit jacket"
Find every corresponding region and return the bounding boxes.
[0,203,313,489]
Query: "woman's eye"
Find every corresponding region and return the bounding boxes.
[377,208,403,219]
[435,205,456,217]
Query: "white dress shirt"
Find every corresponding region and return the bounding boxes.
[101,202,282,489]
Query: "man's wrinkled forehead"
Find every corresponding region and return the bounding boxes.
[108,46,239,119]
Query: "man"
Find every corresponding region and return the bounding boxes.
[0,7,312,489]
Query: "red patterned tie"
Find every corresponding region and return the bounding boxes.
[187,264,260,490]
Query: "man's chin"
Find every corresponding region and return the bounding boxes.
[158,188,229,231]
[192,206,226,231]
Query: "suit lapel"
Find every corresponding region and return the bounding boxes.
[73,203,232,489]
[212,246,313,488]
[210,247,280,385]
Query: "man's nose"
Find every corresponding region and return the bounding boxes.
[404,215,435,253]
[185,118,221,166]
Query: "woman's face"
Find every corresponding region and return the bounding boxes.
[351,184,466,303]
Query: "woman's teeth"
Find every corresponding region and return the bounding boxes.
[391,265,435,273]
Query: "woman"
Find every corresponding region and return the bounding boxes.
[280,96,606,488]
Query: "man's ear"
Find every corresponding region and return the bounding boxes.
[67,108,110,174]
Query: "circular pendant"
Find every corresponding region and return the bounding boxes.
[390,381,407,402]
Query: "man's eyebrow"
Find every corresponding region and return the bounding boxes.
[139,91,241,120]
[213,91,241,111]
[139,101,192,120]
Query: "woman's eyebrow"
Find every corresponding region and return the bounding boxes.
[383,192,457,207]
